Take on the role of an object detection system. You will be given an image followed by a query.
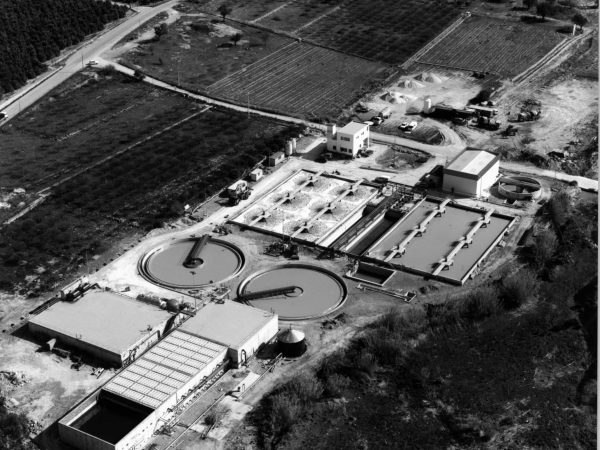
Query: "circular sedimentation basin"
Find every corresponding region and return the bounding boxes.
[498,176,542,200]
[238,264,347,321]
[140,237,245,289]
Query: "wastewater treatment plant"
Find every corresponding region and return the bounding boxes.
[0,1,597,449]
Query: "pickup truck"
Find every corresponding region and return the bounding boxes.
[370,116,384,126]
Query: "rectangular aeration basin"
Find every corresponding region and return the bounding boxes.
[230,169,378,244]
[364,198,514,284]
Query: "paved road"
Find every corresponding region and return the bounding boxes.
[0,1,179,123]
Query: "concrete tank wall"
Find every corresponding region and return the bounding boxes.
[59,396,116,450]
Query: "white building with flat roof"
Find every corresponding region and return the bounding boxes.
[29,290,173,366]
[326,122,369,158]
[179,300,278,367]
[57,300,278,450]
[443,148,500,197]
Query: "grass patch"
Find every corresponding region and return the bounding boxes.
[121,17,291,90]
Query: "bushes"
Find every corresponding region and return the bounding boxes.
[268,394,302,437]
[531,228,558,269]
[323,373,351,397]
[455,287,502,322]
[549,190,572,228]
[500,269,539,309]
[204,406,226,426]
[281,375,323,404]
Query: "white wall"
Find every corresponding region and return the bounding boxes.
[29,322,122,366]
[443,173,477,196]
[478,161,499,195]
[230,315,278,366]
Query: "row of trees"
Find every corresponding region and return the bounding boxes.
[0,0,127,94]
[523,0,590,24]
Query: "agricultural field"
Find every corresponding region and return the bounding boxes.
[0,71,197,192]
[208,42,389,119]
[120,16,291,89]
[298,0,460,64]
[415,16,565,78]
[0,74,301,291]
[188,0,289,22]
[255,0,339,33]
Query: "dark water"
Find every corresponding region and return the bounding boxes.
[72,399,150,444]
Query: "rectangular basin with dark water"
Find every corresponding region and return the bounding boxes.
[347,215,396,255]
[366,199,513,283]
[70,392,152,444]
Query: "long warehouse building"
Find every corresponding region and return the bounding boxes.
[58,300,278,450]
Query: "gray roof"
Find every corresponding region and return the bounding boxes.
[444,148,499,180]
[179,301,277,349]
[339,121,369,135]
[29,290,170,355]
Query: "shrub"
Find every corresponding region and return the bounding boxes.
[269,393,302,436]
[456,287,502,321]
[282,374,323,404]
[531,228,558,268]
[204,406,226,426]
[500,269,539,308]
[549,190,571,227]
[190,21,211,33]
[324,373,351,397]
[375,307,427,339]
[98,64,116,76]
[361,330,408,366]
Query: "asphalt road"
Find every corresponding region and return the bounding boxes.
[0,1,178,123]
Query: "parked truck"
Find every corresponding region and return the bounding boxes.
[227,180,250,206]
[517,109,541,122]
[476,116,501,131]
[379,107,392,119]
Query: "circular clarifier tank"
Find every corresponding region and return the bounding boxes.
[140,237,244,289]
[238,264,347,321]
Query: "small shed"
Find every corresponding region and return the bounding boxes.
[249,168,263,181]
[278,328,307,357]
[268,151,285,167]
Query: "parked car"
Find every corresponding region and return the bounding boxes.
[87,60,98,66]
[370,116,384,126]
[355,103,369,113]
[0,112,7,120]
[405,121,418,132]
[399,122,409,131]
[373,176,390,184]
[318,151,333,163]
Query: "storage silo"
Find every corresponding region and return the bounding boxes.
[285,140,293,156]
[278,328,307,357]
